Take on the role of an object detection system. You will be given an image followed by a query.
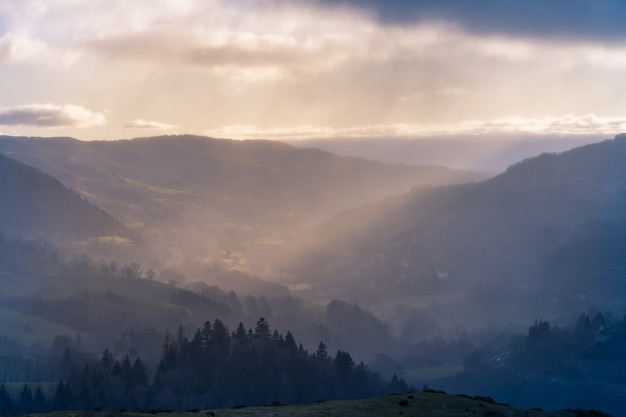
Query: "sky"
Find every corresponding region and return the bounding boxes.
[1,0,626,167]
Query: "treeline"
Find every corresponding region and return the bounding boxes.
[0,233,397,362]
[0,318,409,414]
[0,231,148,279]
[438,311,626,416]
[464,311,626,376]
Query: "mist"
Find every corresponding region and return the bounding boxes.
[287,133,607,172]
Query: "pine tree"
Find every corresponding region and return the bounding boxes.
[315,341,328,360]
[54,380,72,410]
[132,358,148,387]
[254,317,271,343]
[0,384,13,415]
[284,331,298,352]
[234,322,249,345]
[101,349,114,372]
[19,384,33,412]
[33,385,47,411]
[212,319,230,348]
[201,321,213,350]
[334,350,354,377]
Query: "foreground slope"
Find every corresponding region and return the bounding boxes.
[285,134,626,319]
[17,391,608,417]
[0,135,485,269]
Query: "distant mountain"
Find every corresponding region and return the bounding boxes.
[0,135,485,269]
[0,152,125,242]
[284,134,626,321]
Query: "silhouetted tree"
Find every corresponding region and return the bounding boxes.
[334,350,355,377]
[527,319,551,343]
[315,341,329,360]
[234,322,249,345]
[0,384,13,415]
[19,384,33,412]
[54,380,72,410]
[254,317,271,343]
[33,385,47,411]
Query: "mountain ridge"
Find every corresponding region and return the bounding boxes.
[0,134,486,269]
[0,152,126,242]
[283,135,626,319]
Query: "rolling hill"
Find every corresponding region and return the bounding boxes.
[0,134,485,270]
[0,152,125,242]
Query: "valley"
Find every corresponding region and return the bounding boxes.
[1,134,626,415]
[0,135,485,272]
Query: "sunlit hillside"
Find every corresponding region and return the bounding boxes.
[0,135,485,271]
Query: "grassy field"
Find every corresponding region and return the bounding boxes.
[405,365,464,383]
[16,391,607,417]
[0,309,76,345]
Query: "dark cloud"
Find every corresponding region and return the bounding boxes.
[0,107,71,126]
[85,31,330,71]
[0,104,105,127]
[305,0,626,41]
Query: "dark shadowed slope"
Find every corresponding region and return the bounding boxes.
[284,134,626,318]
[17,391,608,417]
[0,135,485,269]
[0,152,125,242]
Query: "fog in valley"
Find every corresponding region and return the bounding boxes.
[2,1,626,416]
[2,133,626,415]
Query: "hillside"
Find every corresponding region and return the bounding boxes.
[0,152,125,242]
[0,235,400,363]
[0,135,485,270]
[283,134,626,322]
[15,391,609,417]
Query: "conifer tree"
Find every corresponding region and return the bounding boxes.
[0,384,13,415]
[19,384,33,412]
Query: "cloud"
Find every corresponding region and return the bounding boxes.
[0,32,77,66]
[437,86,468,96]
[74,5,626,91]
[124,119,178,129]
[85,33,311,68]
[302,0,626,41]
[81,19,359,79]
[205,115,626,141]
[0,104,106,128]
[2,0,626,141]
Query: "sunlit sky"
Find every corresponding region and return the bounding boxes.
[1,0,626,146]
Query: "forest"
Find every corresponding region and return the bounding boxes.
[0,317,408,414]
[0,233,411,414]
[3,231,626,415]
[436,312,626,414]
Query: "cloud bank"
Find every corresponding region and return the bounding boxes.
[1,1,625,143]
[303,0,626,41]
[206,115,626,141]
[0,104,106,128]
